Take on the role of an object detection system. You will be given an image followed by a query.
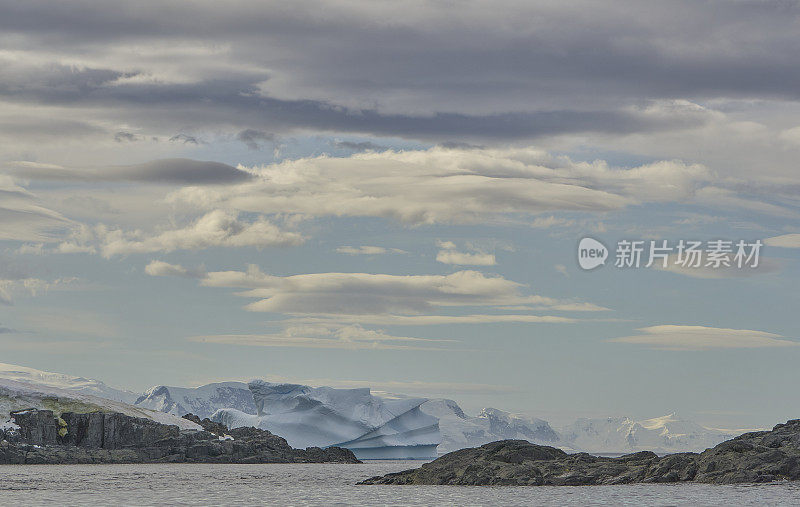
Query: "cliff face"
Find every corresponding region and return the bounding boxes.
[0,409,359,465]
[360,419,800,486]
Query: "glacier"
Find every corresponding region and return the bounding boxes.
[558,413,737,454]
[0,377,201,431]
[0,362,749,456]
[0,362,139,404]
[420,399,738,455]
[134,382,257,419]
[212,380,440,459]
[420,399,562,454]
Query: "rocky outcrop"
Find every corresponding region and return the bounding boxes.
[360,419,800,485]
[0,409,359,465]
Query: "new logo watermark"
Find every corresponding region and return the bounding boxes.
[578,237,608,270]
[577,237,763,271]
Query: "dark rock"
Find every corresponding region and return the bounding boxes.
[359,419,800,486]
[1,408,360,465]
[9,409,59,446]
[182,413,231,437]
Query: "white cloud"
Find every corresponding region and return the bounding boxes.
[144,260,205,278]
[436,240,496,266]
[531,216,576,229]
[0,277,81,305]
[336,245,406,255]
[0,175,74,242]
[147,262,605,320]
[189,324,458,351]
[653,254,781,279]
[435,250,496,266]
[284,314,576,326]
[22,308,118,338]
[97,210,303,257]
[608,325,798,351]
[765,233,800,248]
[170,148,724,225]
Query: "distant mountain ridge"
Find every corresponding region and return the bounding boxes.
[0,362,138,404]
[0,362,748,455]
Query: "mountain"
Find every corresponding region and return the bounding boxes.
[134,382,257,419]
[0,362,138,403]
[0,377,200,431]
[557,413,737,454]
[211,380,440,459]
[420,399,561,454]
[361,419,800,486]
[0,362,745,456]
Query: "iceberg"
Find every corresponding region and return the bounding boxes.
[135,382,257,419]
[212,380,440,459]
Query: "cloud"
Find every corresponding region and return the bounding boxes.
[144,260,205,278]
[332,140,388,152]
[1,1,793,141]
[531,216,577,229]
[653,254,781,279]
[189,323,460,351]
[336,245,406,255]
[765,234,800,248]
[0,175,74,242]
[114,131,142,143]
[97,209,303,257]
[171,147,727,225]
[148,262,603,321]
[236,129,274,150]
[608,325,798,351]
[436,241,496,266]
[169,133,202,145]
[21,308,118,338]
[0,277,81,305]
[283,314,576,326]
[5,159,253,185]
[436,250,496,266]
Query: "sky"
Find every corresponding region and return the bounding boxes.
[1,0,800,429]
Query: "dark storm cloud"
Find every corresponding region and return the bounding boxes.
[1,1,800,142]
[169,134,202,145]
[114,131,141,143]
[0,74,703,142]
[4,159,253,185]
[333,141,389,152]
[236,129,275,150]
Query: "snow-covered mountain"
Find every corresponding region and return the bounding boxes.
[134,382,257,419]
[420,399,561,454]
[0,362,747,456]
[212,380,440,459]
[0,362,138,403]
[557,413,737,454]
[0,377,200,431]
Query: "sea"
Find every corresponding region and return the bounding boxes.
[1,460,800,506]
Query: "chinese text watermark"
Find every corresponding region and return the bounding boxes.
[578,238,762,271]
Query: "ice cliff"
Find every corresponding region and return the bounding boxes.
[420,399,561,454]
[134,382,257,419]
[211,380,440,459]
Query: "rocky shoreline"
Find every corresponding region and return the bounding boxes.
[360,419,800,485]
[0,409,359,465]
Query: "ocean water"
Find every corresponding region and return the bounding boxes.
[1,461,800,506]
